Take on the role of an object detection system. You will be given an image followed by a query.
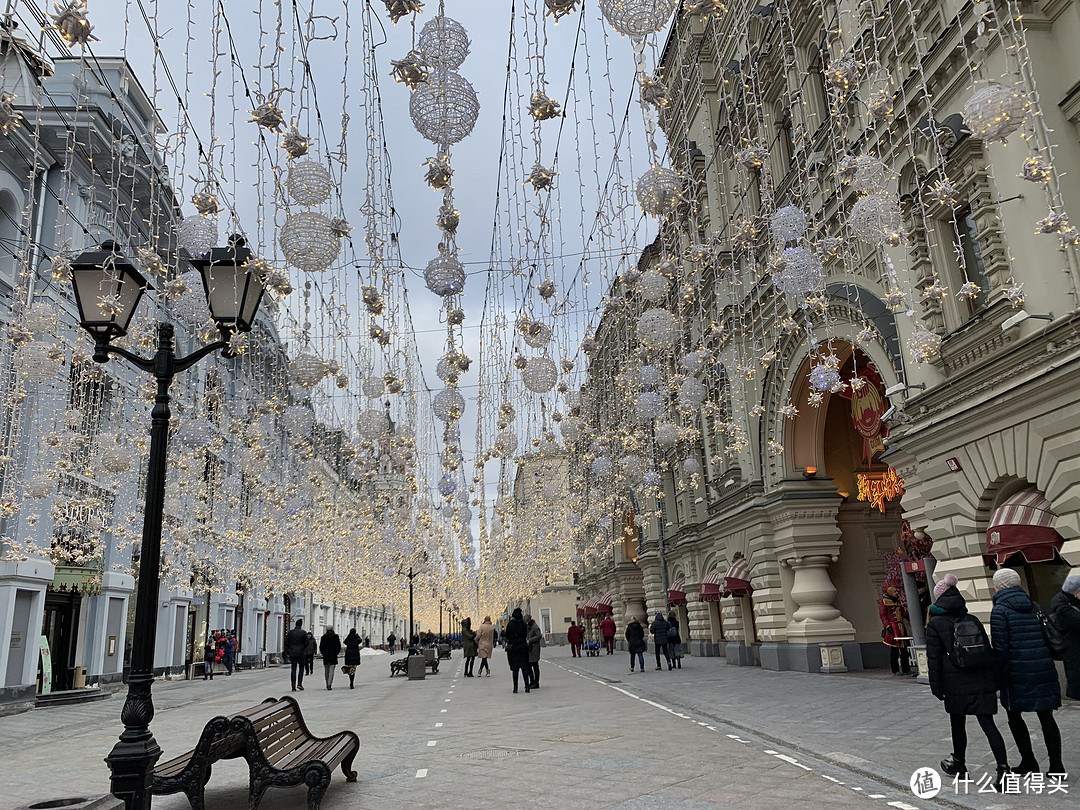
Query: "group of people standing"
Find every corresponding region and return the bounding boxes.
[285,619,365,691]
[926,570,1080,786]
[501,608,543,692]
[624,611,684,672]
[459,616,495,677]
[202,629,237,679]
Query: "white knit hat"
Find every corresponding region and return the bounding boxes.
[992,568,1021,589]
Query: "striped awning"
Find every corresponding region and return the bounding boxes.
[699,569,722,602]
[667,576,687,606]
[984,489,1063,565]
[595,593,614,615]
[581,596,599,617]
[722,557,753,598]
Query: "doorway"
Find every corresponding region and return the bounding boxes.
[41,591,80,692]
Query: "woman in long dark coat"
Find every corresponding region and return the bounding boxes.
[461,617,478,678]
[319,627,341,691]
[503,608,531,693]
[1050,575,1080,701]
[925,574,1009,781]
[343,628,362,689]
[990,568,1064,775]
[625,616,646,673]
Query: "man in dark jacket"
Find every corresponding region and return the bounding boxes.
[304,632,317,675]
[286,619,308,691]
[503,608,530,693]
[525,614,543,689]
[625,617,646,672]
[319,627,342,691]
[990,568,1064,776]
[650,611,671,671]
[1051,575,1080,700]
[925,574,1008,782]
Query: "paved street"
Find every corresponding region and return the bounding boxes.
[4,647,1076,809]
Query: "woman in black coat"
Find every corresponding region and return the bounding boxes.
[319,628,341,691]
[625,617,646,673]
[990,568,1064,775]
[1050,575,1080,701]
[503,608,531,693]
[343,628,362,689]
[925,574,1008,780]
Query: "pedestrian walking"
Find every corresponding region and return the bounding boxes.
[1051,575,1080,701]
[879,584,912,676]
[202,635,216,680]
[650,611,671,670]
[503,607,531,693]
[304,631,316,675]
[526,614,543,689]
[626,616,646,673]
[990,568,1065,776]
[343,628,362,688]
[666,611,683,669]
[600,614,616,654]
[387,631,397,656]
[286,619,308,691]
[319,626,341,691]
[567,620,584,657]
[224,630,237,675]
[461,617,478,677]
[925,573,1009,785]
[364,635,371,648]
[477,615,494,676]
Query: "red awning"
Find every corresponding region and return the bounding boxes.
[581,596,599,617]
[722,557,754,598]
[667,576,687,606]
[699,569,722,602]
[595,593,614,615]
[984,489,1063,566]
[576,604,585,617]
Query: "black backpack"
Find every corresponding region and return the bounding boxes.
[1034,604,1067,660]
[950,615,996,670]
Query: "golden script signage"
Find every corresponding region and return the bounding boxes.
[856,468,905,513]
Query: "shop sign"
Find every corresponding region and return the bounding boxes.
[39,635,52,696]
[51,565,103,595]
[856,467,905,513]
[903,559,926,573]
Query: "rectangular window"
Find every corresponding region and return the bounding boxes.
[954,207,989,315]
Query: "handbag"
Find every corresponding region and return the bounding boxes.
[1034,604,1067,660]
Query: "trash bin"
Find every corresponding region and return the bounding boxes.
[407,654,426,680]
[73,666,87,689]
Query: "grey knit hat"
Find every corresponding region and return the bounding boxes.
[993,568,1021,589]
[1062,575,1080,595]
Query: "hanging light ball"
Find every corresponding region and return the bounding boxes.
[849,193,904,246]
[643,469,662,489]
[432,386,466,421]
[637,307,678,351]
[681,349,711,375]
[636,268,669,301]
[598,0,677,38]
[636,166,681,217]
[409,70,480,145]
[769,205,808,244]
[173,269,211,324]
[682,457,701,475]
[654,421,679,450]
[438,475,457,497]
[521,320,553,349]
[290,351,327,388]
[908,328,942,363]
[417,16,471,70]
[279,212,341,271]
[284,405,315,436]
[285,160,334,206]
[24,473,54,500]
[591,456,614,478]
[522,355,559,393]
[424,252,466,296]
[808,363,842,393]
[176,215,217,257]
[962,82,1030,142]
[639,364,662,388]
[635,390,664,422]
[678,376,707,409]
[770,247,823,297]
[16,341,62,385]
[357,408,390,439]
[175,417,213,449]
[494,429,519,458]
[851,155,895,194]
[99,439,132,475]
[362,375,385,398]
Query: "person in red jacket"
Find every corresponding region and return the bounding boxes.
[599,615,616,654]
[567,621,584,657]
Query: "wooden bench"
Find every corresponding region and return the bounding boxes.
[153,696,358,810]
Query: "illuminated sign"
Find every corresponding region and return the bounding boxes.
[856,467,905,513]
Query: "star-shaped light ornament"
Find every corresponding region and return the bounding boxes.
[956,281,981,301]
[884,288,907,310]
[537,279,557,300]
[390,52,430,90]
[436,200,460,234]
[191,186,219,217]
[0,93,22,135]
[383,0,424,24]
[638,75,669,108]
[362,286,385,315]
[423,154,454,190]
[926,178,958,207]
[330,217,352,238]
[750,405,766,417]
[51,253,73,283]
[250,95,286,132]
[526,163,556,193]
[855,326,876,346]
[779,403,799,419]
[544,0,581,20]
[529,91,562,121]
[1036,211,1067,234]
[807,392,826,408]
[848,376,867,393]
[921,279,948,300]
[1021,156,1051,184]
[52,1,98,47]
[281,127,312,158]
[684,0,724,15]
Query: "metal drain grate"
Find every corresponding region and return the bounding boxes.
[460,747,526,760]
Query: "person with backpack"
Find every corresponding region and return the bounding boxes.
[666,610,683,669]
[650,611,671,671]
[925,573,1009,785]
[989,568,1065,776]
[1051,575,1080,700]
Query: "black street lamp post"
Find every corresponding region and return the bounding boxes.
[404,567,417,643]
[69,238,264,810]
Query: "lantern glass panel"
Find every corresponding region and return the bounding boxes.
[71,246,148,338]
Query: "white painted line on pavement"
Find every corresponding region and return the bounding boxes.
[821,775,843,784]
[868,794,885,799]
[440,709,447,713]
[435,722,443,728]
[772,754,812,771]
[415,769,428,778]
[427,740,437,747]
[887,803,919,810]
[444,698,451,702]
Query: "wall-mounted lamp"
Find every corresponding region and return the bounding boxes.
[803,466,818,479]
[1001,310,1053,332]
[884,382,927,397]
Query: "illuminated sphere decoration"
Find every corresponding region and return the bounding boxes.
[290,351,327,388]
[560,416,585,443]
[409,70,480,146]
[362,374,385,398]
[635,390,664,421]
[424,252,466,296]
[678,376,707,409]
[654,421,679,450]
[639,364,662,388]
[494,429,519,457]
[417,16,471,70]
[279,211,342,271]
[99,442,132,475]
[521,320,553,349]
[438,475,457,497]
[808,363,842,393]
[24,473,53,500]
[176,214,217,257]
[433,386,466,421]
[849,193,904,246]
[636,268,669,302]
[771,247,823,297]
[175,417,213,449]
[522,355,559,393]
[962,82,1030,142]
[637,307,678,351]
[851,155,894,195]
[636,165,681,216]
[284,405,315,436]
[908,328,942,363]
[357,408,390,439]
[643,469,662,489]
[285,160,334,206]
[769,205,809,244]
[16,341,62,385]
[591,456,614,478]
[173,269,212,324]
[598,0,677,38]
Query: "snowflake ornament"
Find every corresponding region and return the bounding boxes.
[52,1,98,47]
[250,94,287,132]
[281,127,312,158]
[423,154,454,189]
[0,93,22,135]
[529,91,562,121]
[383,0,424,24]
[956,281,981,301]
[1003,284,1025,306]
[926,178,958,207]
[921,279,948,300]
[526,163,556,193]
[390,52,430,89]
[779,403,799,419]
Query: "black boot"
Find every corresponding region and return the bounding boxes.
[996,765,1011,792]
[1012,758,1039,775]
[940,756,966,776]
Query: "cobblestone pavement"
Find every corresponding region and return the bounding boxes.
[0,648,976,810]
[557,646,1079,810]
